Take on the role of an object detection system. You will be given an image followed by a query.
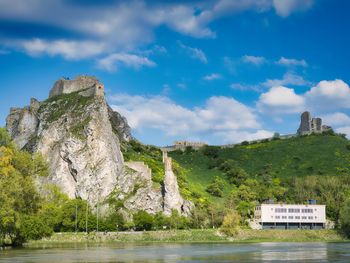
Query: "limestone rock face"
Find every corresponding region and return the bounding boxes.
[118,162,163,215]
[5,75,193,217]
[6,99,40,150]
[163,152,194,216]
[108,106,132,142]
[36,97,124,205]
[6,76,131,206]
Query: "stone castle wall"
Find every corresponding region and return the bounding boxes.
[49,75,104,98]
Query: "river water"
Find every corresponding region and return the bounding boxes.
[0,242,350,262]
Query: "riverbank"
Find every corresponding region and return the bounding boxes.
[26,229,348,246]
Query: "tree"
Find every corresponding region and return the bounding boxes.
[339,198,350,237]
[225,166,249,186]
[206,176,225,197]
[202,146,219,159]
[272,132,280,140]
[220,210,241,236]
[19,215,52,241]
[0,128,11,147]
[0,144,48,246]
[133,211,154,231]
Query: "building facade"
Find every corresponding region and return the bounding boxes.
[254,203,326,229]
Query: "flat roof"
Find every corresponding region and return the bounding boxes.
[258,204,325,207]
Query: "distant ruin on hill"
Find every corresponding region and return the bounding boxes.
[297,111,332,136]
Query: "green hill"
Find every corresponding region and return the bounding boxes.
[169,134,350,221]
[172,134,350,179]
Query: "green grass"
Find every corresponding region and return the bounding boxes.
[26,229,347,246]
[229,229,346,242]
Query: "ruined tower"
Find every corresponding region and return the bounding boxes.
[297,111,330,135]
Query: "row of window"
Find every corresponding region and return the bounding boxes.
[274,208,315,213]
[274,216,315,220]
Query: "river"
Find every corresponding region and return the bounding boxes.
[1,242,350,262]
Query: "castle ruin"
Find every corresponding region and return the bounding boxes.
[297,111,332,135]
[49,75,105,98]
[174,141,206,150]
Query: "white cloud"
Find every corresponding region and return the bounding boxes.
[98,53,156,72]
[276,57,308,67]
[258,79,350,116]
[242,55,267,65]
[305,79,350,111]
[15,38,105,60]
[218,129,274,144]
[263,72,310,87]
[203,73,221,81]
[335,126,350,138]
[136,45,167,56]
[178,42,208,63]
[0,0,315,61]
[257,86,305,114]
[321,112,350,127]
[273,0,314,17]
[109,94,265,143]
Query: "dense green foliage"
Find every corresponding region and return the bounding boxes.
[0,128,50,246]
[170,134,350,226]
[340,197,350,237]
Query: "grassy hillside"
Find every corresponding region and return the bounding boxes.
[169,134,350,210]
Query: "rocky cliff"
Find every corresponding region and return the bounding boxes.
[6,76,193,217]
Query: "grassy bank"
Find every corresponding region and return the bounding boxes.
[27,229,347,246]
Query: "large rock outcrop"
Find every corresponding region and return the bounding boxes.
[163,151,194,216]
[5,75,193,217]
[6,76,130,206]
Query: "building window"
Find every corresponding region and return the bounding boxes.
[275,216,280,219]
[295,216,300,219]
[302,216,307,219]
[288,216,293,219]
[282,216,287,219]
[288,208,300,213]
[308,216,313,219]
[302,208,313,213]
[275,208,287,213]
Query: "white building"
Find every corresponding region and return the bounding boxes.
[254,203,326,229]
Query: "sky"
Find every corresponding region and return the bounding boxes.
[0,0,350,146]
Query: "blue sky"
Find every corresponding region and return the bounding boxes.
[1,0,350,146]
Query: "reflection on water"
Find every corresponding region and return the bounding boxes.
[258,243,328,261]
[0,242,349,263]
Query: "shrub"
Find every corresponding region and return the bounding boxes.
[19,215,53,241]
[202,146,220,159]
[133,211,154,231]
[206,176,225,197]
[220,211,241,236]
